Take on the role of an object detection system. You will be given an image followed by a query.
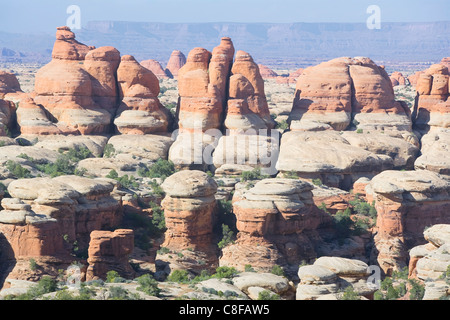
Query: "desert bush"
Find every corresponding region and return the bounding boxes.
[6,160,31,178]
[241,167,268,182]
[136,274,161,297]
[138,159,176,180]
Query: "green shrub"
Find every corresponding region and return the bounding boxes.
[271,265,285,277]
[138,159,176,180]
[108,286,135,300]
[408,279,425,300]
[167,269,190,283]
[241,168,268,182]
[29,258,38,271]
[283,171,299,179]
[136,274,161,297]
[103,144,115,158]
[311,178,322,186]
[339,286,360,300]
[6,160,31,178]
[106,270,120,283]
[275,119,289,131]
[213,266,238,279]
[33,147,93,178]
[258,290,280,300]
[245,264,256,272]
[106,170,140,189]
[218,224,235,249]
[8,276,59,300]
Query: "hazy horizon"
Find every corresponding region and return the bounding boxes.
[1,0,449,34]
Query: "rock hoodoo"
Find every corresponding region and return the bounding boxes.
[220,179,325,274]
[366,170,450,274]
[156,170,219,275]
[165,50,186,79]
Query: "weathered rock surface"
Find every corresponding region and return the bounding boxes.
[276,131,394,189]
[390,71,407,86]
[414,128,450,175]
[289,57,412,135]
[84,46,121,112]
[258,65,278,79]
[165,50,186,78]
[0,71,22,98]
[408,224,450,300]
[367,170,450,274]
[220,178,326,275]
[0,176,122,284]
[413,64,449,131]
[114,55,172,134]
[141,59,170,79]
[296,256,375,300]
[156,170,219,275]
[32,27,112,135]
[86,229,135,281]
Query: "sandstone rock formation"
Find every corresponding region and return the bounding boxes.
[408,71,424,87]
[83,46,121,113]
[0,71,22,98]
[156,170,219,275]
[165,50,186,78]
[212,132,279,175]
[32,27,114,135]
[296,256,375,300]
[413,64,449,131]
[366,170,450,274]
[408,224,450,300]
[276,68,303,86]
[0,176,122,284]
[86,229,134,281]
[0,98,16,136]
[414,128,450,175]
[141,59,170,79]
[229,51,274,130]
[114,55,172,134]
[258,64,278,79]
[289,57,412,135]
[276,131,394,189]
[220,178,326,275]
[390,71,407,87]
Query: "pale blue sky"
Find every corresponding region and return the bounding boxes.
[0,0,449,34]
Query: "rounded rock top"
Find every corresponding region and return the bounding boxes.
[162,170,218,198]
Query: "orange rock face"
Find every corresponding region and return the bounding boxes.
[165,50,186,78]
[367,170,450,275]
[390,71,407,86]
[86,229,135,281]
[258,64,278,79]
[141,59,170,79]
[227,51,275,130]
[0,98,16,136]
[0,71,22,98]
[413,63,449,130]
[32,27,114,135]
[52,26,93,61]
[0,176,123,283]
[289,57,412,133]
[220,179,326,272]
[114,55,172,134]
[156,170,219,274]
[84,46,121,112]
